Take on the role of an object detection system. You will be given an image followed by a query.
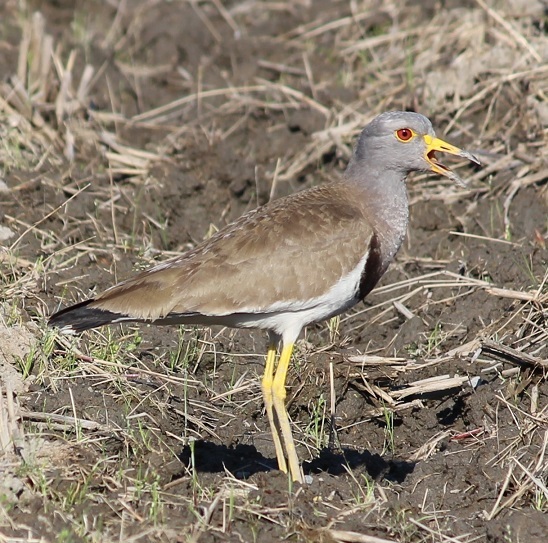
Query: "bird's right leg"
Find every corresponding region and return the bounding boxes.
[261,343,287,474]
[272,343,303,483]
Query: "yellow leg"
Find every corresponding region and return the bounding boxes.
[272,343,303,483]
[261,344,287,474]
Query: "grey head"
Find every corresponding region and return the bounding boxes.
[345,111,479,186]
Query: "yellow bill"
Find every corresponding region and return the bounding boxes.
[423,134,480,186]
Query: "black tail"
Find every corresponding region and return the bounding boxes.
[49,299,129,333]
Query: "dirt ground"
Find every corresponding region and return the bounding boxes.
[0,0,547,542]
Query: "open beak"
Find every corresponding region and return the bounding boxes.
[423,134,480,187]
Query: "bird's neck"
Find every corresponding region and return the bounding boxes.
[344,165,410,271]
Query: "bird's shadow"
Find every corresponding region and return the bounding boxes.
[177,440,415,483]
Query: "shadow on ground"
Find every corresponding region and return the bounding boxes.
[178,441,415,484]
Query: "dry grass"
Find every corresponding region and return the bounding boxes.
[0,1,546,542]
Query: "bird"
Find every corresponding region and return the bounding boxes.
[49,111,480,484]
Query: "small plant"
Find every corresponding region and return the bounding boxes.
[426,321,444,356]
[56,528,77,543]
[382,404,395,455]
[405,341,421,358]
[147,475,163,524]
[169,327,200,373]
[346,467,376,506]
[533,486,547,511]
[62,470,94,508]
[189,438,198,494]
[15,348,35,379]
[129,418,153,453]
[327,315,340,343]
[305,393,328,451]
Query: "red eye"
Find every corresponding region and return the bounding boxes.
[396,128,413,141]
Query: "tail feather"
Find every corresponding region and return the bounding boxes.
[49,300,131,333]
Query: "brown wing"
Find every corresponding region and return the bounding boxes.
[90,182,374,320]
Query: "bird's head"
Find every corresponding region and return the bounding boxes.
[350,111,480,186]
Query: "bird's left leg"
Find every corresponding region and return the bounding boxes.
[272,343,303,483]
[261,343,288,474]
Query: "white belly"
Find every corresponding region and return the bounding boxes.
[222,249,369,344]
